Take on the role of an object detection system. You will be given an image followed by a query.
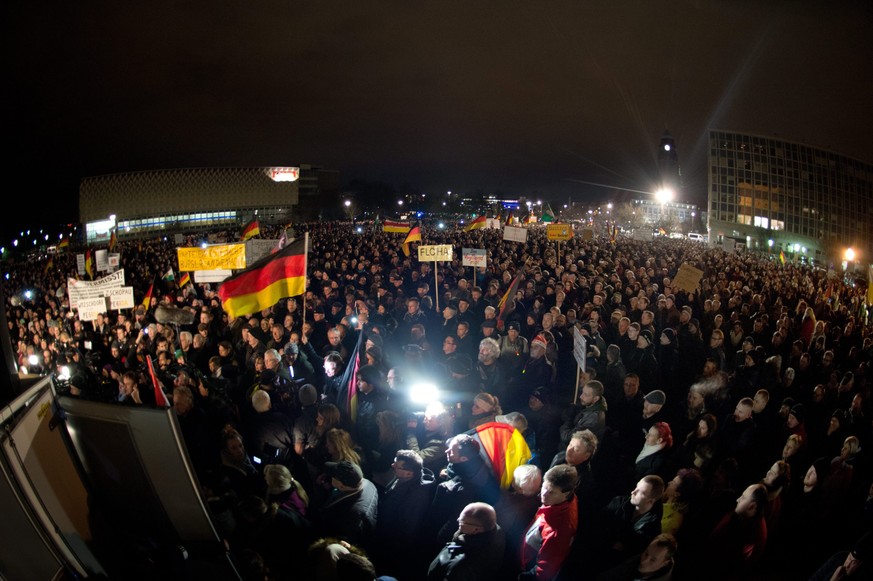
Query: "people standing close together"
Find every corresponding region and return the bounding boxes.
[10,220,873,580]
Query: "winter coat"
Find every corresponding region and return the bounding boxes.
[520,497,579,580]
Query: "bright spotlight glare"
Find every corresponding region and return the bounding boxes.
[438,222,445,229]
[409,382,439,405]
[28,354,39,366]
[58,366,71,380]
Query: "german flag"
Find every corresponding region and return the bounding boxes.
[383,220,410,233]
[58,239,70,251]
[179,272,191,288]
[141,279,155,311]
[108,230,117,252]
[85,249,94,280]
[218,235,308,319]
[401,225,422,257]
[465,215,487,231]
[241,220,260,241]
[496,271,523,331]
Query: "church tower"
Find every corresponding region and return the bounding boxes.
[657,129,682,197]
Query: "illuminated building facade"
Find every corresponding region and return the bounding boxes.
[708,130,873,265]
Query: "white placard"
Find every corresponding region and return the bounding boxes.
[573,327,588,371]
[503,225,528,243]
[76,297,108,321]
[462,248,487,267]
[95,249,109,272]
[195,270,233,283]
[67,270,127,309]
[105,287,135,310]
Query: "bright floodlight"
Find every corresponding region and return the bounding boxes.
[655,188,674,204]
[58,366,71,381]
[845,248,856,261]
[409,382,439,405]
[344,200,351,207]
[28,354,39,367]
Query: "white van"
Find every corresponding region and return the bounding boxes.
[687,232,707,242]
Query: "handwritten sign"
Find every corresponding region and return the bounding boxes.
[177,244,247,271]
[547,224,572,241]
[462,248,487,267]
[418,245,453,262]
[672,264,704,293]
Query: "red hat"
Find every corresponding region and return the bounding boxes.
[532,334,548,349]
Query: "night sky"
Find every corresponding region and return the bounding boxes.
[6,1,872,240]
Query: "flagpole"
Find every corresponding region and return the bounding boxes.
[434,260,439,313]
[302,231,309,329]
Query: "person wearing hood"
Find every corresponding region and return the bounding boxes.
[656,328,679,396]
[518,464,579,580]
[625,328,659,392]
[374,449,437,579]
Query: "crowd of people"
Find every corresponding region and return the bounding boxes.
[5,219,873,580]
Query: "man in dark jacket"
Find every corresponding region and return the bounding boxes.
[374,449,437,579]
[317,460,379,551]
[595,475,665,574]
[425,434,501,548]
[427,502,505,581]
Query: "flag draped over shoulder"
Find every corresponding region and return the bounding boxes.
[467,422,532,489]
[338,330,364,423]
[401,225,422,257]
[218,236,308,319]
[241,220,260,241]
[496,271,524,331]
[383,220,410,234]
[179,272,191,288]
[465,215,487,231]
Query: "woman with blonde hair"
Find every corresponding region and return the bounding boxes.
[263,463,310,516]
[469,392,502,429]
[325,428,362,466]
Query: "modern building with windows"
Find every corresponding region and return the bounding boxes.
[79,166,319,244]
[707,130,873,266]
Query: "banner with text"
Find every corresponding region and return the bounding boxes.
[418,244,453,262]
[67,270,127,309]
[177,244,247,272]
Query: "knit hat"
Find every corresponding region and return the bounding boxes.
[324,461,363,488]
[644,390,667,406]
[530,389,549,404]
[639,329,654,345]
[789,403,805,423]
[532,334,548,349]
[661,328,676,343]
[507,320,521,332]
[811,456,831,483]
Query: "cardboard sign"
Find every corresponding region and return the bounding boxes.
[106,287,135,310]
[573,327,588,371]
[418,245,453,262]
[76,297,109,321]
[547,223,572,241]
[672,264,704,293]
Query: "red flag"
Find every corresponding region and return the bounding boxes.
[496,272,524,331]
[146,355,170,407]
[338,330,364,423]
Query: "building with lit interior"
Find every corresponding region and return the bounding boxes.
[78,165,338,245]
[707,130,873,267]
